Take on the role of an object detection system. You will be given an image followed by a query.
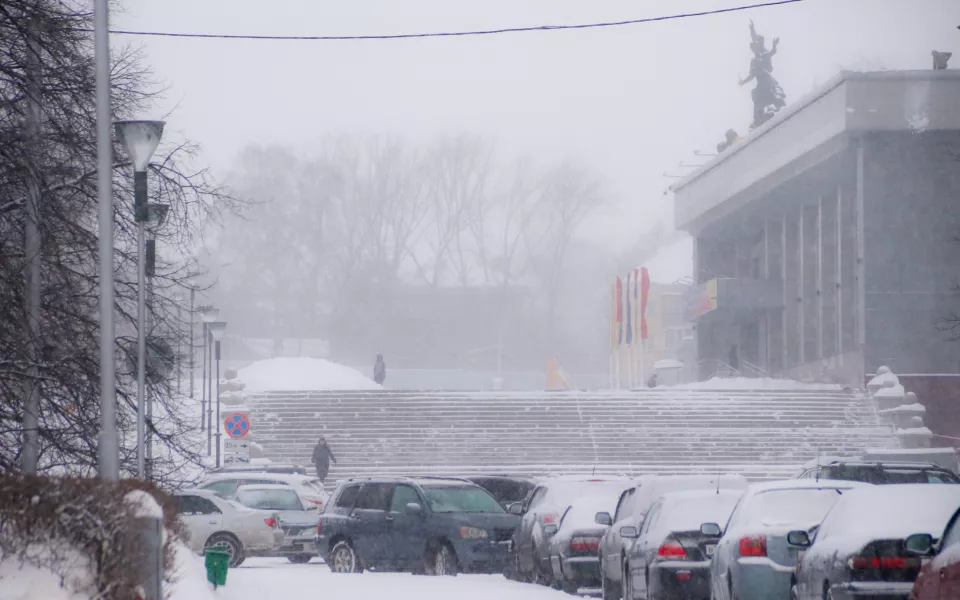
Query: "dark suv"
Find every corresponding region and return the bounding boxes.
[316,476,520,576]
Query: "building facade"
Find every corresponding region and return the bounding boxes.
[673,70,960,388]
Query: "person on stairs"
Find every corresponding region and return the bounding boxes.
[373,353,387,386]
[311,437,337,484]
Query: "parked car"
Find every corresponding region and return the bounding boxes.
[232,484,320,564]
[512,475,632,585]
[207,463,309,475]
[791,484,960,600]
[173,489,284,567]
[197,471,329,507]
[793,459,960,484]
[598,474,748,600]
[466,475,538,510]
[908,502,960,600]
[316,476,520,575]
[622,489,743,600]
[546,496,621,594]
[707,480,864,600]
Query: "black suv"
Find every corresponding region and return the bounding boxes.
[316,476,520,575]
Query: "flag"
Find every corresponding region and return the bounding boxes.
[616,276,623,346]
[609,283,618,350]
[640,267,651,341]
[633,268,640,343]
[625,271,633,345]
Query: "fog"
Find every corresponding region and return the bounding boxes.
[113,0,960,378]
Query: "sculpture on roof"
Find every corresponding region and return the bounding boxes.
[717,129,740,153]
[740,20,786,130]
[933,51,952,70]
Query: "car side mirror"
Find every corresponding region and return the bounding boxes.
[620,526,639,539]
[595,512,613,526]
[543,523,559,535]
[405,502,423,516]
[787,530,811,548]
[507,502,524,516]
[905,533,935,556]
[700,522,722,537]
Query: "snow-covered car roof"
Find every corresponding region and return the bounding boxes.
[234,483,298,492]
[201,471,318,484]
[650,490,743,535]
[544,474,633,483]
[818,484,960,541]
[747,479,867,493]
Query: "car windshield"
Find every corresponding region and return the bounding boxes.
[422,486,505,513]
[745,488,844,528]
[235,488,303,511]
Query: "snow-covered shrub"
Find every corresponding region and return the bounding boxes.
[0,474,186,600]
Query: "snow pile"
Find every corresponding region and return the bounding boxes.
[0,544,92,600]
[167,543,216,600]
[823,484,960,540]
[239,357,381,392]
[671,377,843,391]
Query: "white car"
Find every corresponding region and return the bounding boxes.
[196,471,329,508]
[232,484,321,564]
[173,489,284,567]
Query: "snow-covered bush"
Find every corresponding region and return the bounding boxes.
[0,475,186,600]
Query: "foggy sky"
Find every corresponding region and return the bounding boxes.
[116,0,960,252]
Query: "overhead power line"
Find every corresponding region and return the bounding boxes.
[100,0,806,42]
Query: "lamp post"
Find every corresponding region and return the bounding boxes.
[172,291,184,396]
[207,320,227,467]
[143,203,168,482]
[201,306,220,452]
[115,120,165,479]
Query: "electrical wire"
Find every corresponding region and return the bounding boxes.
[97,0,806,42]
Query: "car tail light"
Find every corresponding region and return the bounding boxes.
[739,535,767,557]
[848,556,920,569]
[310,498,324,506]
[570,537,601,552]
[543,513,560,525]
[264,517,278,528]
[316,519,323,535]
[657,541,688,559]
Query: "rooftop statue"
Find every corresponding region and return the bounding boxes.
[740,20,786,129]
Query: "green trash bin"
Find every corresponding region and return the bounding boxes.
[204,549,230,589]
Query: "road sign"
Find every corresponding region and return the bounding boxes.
[223,412,251,439]
[223,439,251,464]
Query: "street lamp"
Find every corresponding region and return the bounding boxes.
[201,306,220,453]
[115,119,164,480]
[143,202,168,482]
[207,320,227,468]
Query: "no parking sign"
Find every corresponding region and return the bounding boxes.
[223,412,251,439]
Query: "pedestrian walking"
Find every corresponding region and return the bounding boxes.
[647,373,658,388]
[373,353,386,386]
[311,437,337,483]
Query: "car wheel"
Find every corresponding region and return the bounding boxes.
[601,568,620,600]
[204,533,244,568]
[623,562,633,600]
[728,573,739,600]
[426,542,458,576]
[328,540,363,574]
[513,548,532,583]
[287,554,313,564]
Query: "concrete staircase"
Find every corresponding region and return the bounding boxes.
[247,389,898,482]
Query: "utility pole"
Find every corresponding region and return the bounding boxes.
[95,0,118,481]
[22,12,43,474]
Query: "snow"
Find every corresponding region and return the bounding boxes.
[636,236,694,285]
[653,490,743,534]
[168,542,217,600]
[124,489,164,519]
[559,496,620,532]
[874,383,906,398]
[897,426,933,436]
[671,377,843,391]
[0,544,93,600]
[631,474,748,518]
[878,403,926,416]
[217,558,570,600]
[818,484,960,541]
[238,357,381,392]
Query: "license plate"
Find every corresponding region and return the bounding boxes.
[705,544,716,557]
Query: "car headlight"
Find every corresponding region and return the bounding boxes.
[460,526,489,540]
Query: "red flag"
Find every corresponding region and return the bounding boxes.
[640,267,651,341]
[616,276,623,345]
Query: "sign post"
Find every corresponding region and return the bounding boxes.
[222,412,251,465]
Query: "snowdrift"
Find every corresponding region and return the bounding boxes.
[239,357,381,392]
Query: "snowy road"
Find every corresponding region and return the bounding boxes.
[219,558,572,600]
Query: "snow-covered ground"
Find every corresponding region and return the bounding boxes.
[670,376,844,391]
[238,357,381,392]
[208,558,568,600]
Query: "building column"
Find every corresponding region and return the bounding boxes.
[817,196,824,360]
[836,185,844,356]
[781,216,788,371]
[855,142,867,378]
[798,205,805,365]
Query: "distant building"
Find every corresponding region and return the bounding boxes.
[672,70,960,394]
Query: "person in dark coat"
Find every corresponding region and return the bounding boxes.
[373,353,386,385]
[647,373,658,388]
[311,437,337,483]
